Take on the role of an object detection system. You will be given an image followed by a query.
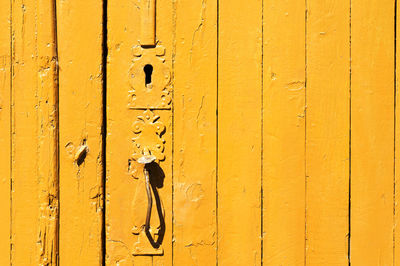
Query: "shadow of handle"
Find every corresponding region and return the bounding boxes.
[144,166,152,232]
[140,157,166,249]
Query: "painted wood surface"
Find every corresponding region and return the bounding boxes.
[396,2,400,265]
[11,0,39,262]
[106,0,173,264]
[218,0,262,265]
[263,0,305,264]
[306,0,350,264]
[2,0,400,265]
[351,0,395,265]
[11,0,59,264]
[57,0,104,264]
[0,0,11,264]
[173,0,217,265]
[36,1,59,264]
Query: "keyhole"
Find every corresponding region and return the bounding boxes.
[144,64,153,86]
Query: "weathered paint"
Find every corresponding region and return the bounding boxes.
[218,0,262,264]
[3,0,400,265]
[173,0,217,264]
[11,0,59,264]
[140,0,156,47]
[11,0,38,262]
[106,0,172,264]
[0,0,11,264]
[396,1,400,265]
[57,0,104,264]
[263,0,306,264]
[351,0,395,264]
[306,0,350,264]
[151,0,174,260]
[36,0,59,264]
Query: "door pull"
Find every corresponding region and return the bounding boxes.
[138,154,157,234]
[127,0,171,256]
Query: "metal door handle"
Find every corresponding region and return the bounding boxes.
[138,154,157,233]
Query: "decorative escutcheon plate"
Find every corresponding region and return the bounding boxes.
[128,45,172,110]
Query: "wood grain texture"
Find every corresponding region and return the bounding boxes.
[106,1,140,263]
[4,1,400,265]
[106,0,172,265]
[0,0,11,264]
[305,0,350,264]
[36,0,59,264]
[173,0,217,264]
[11,0,59,264]
[218,0,262,264]
[351,0,395,264]
[11,0,39,262]
[11,1,37,262]
[57,0,104,264]
[262,0,305,264]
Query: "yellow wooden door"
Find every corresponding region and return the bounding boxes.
[0,0,399,265]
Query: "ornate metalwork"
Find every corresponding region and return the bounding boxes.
[128,45,172,110]
[127,3,171,254]
[131,109,166,162]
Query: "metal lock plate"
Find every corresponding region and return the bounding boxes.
[127,45,170,255]
[127,0,171,257]
[128,45,171,110]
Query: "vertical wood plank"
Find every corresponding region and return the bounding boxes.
[262,0,306,264]
[36,0,59,264]
[106,1,140,263]
[0,0,11,264]
[106,0,173,265]
[173,0,217,264]
[351,0,395,264]
[57,0,104,264]
[218,0,262,264]
[11,0,59,264]
[306,0,350,264]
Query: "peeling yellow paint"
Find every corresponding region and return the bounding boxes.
[57,0,104,263]
[0,0,11,265]
[3,0,400,265]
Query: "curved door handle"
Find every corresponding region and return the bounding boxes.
[138,154,157,233]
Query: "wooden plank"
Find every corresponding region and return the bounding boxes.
[36,0,59,264]
[106,0,173,264]
[11,0,59,264]
[305,0,350,264]
[11,0,39,263]
[0,0,11,264]
[56,0,104,264]
[173,0,217,264]
[351,0,394,264]
[106,1,140,263]
[396,1,400,264]
[218,0,262,264]
[262,0,305,264]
